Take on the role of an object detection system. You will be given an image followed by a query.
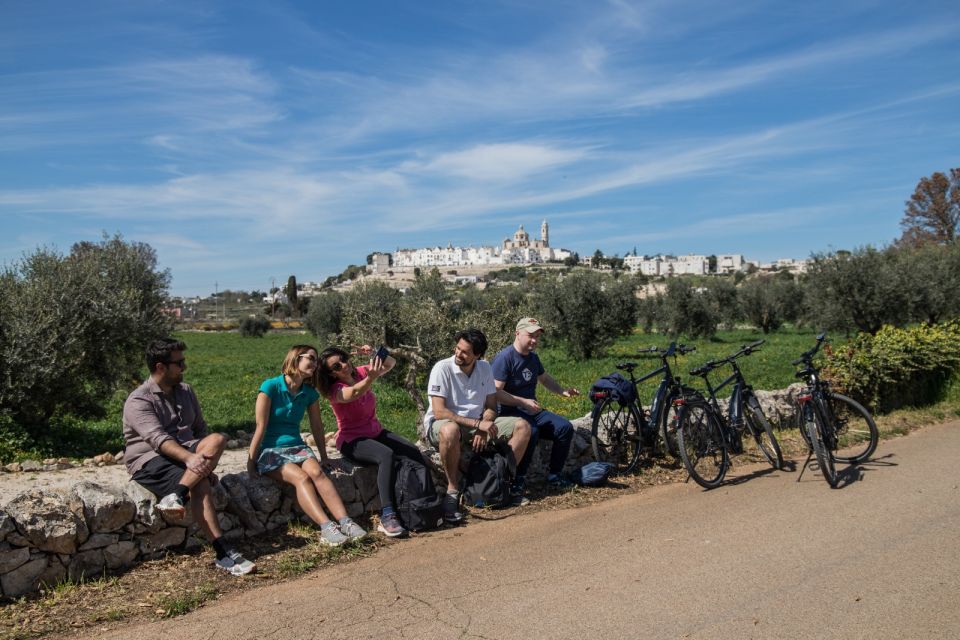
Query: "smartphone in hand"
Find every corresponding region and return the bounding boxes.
[374,345,389,361]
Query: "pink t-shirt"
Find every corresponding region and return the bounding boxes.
[330,366,384,448]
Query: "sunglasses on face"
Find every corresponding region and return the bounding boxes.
[330,358,350,372]
[298,353,318,362]
[165,358,186,368]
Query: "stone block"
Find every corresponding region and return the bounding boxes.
[1,557,47,598]
[104,541,139,571]
[0,511,15,541]
[20,460,42,472]
[124,482,164,533]
[211,482,230,510]
[0,547,30,573]
[139,526,186,553]
[5,490,89,554]
[220,474,265,536]
[79,533,120,551]
[245,476,282,514]
[73,481,137,533]
[68,549,106,582]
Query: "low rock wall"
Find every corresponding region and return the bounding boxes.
[0,420,596,599]
[0,386,801,599]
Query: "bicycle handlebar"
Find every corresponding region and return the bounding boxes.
[793,333,828,365]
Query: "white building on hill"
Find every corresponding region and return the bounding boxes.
[392,220,572,268]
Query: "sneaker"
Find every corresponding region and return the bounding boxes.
[509,490,531,507]
[338,518,368,541]
[319,522,350,547]
[547,474,575,490]
[215,550,256,576]
[509,480,530,507]
[442,494,466,525]
[377,513,407,538]
[155,493,185,520]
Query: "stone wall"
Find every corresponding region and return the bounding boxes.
[0,385,802,599]
[0,421,596,599]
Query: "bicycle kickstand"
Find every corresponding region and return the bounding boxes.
[796,449,814,482]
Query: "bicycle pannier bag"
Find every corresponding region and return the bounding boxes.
[589,373,637,406]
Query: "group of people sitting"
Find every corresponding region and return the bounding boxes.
[121,318,580,576]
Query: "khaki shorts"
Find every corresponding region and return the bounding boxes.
[428,416,524,448]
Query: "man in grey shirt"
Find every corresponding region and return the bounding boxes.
[123,337,255,576]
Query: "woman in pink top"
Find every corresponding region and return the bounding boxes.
[317,345,427,538]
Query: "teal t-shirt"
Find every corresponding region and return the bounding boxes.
[258,374,320,449]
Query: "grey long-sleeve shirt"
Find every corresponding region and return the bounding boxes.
[122,378,208,475]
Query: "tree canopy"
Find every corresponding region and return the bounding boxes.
[900,168,960,246]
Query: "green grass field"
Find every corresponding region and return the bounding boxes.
[65,327,819,458]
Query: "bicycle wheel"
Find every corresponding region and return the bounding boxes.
[743,392,783,470]
[657,393,682,458]
[806,404,838,488]
[590,398,643,475]
[676,400,728,489]
[827,393,878,463]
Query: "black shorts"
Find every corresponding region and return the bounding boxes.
[131,442,199,498]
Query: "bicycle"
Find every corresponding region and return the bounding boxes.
[674,340,783,489]
[589,342,697,475]
[794,333,879,488]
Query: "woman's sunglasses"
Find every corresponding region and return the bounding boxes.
[330,358,350,372]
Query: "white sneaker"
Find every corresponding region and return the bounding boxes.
[338,518,368,541]
[155,493,186,520]
[215,550,256,576]
[319,523,350,546]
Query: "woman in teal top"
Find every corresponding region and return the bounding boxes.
[247,344,366,546]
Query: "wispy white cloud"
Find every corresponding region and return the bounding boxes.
[415,143,587,182]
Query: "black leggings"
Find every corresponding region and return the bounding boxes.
[339,430,426,510]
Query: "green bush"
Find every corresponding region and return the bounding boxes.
[0,234,172,448]
[824,320,960,412]
[532,270,637,358]
[239,316,271,337]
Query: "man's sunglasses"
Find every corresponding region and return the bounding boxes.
[165,358,186,368]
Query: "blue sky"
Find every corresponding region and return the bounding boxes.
[2,1,958,296]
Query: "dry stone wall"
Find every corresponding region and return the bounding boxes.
[0,386,802,599]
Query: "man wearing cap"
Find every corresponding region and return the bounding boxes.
[492,318,579,500]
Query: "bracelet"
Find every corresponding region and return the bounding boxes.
[475,418,482,429]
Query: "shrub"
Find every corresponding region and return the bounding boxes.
[0,235,172,446]
[531,271,637,359]
[824,320,960,412]
[239,316,272,338]
[658,279,719,338]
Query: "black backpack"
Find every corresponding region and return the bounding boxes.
[393,456,444,531]
[460,443,515,508]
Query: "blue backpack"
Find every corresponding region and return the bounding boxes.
[589,373,637,406]
[573,462,615,486]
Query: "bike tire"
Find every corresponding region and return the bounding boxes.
[676,399,728,489]
[827,393,878,463]
[806,404,838,488]
[743,392,783,470]
[657,392,682,458]
[590,398,643,475]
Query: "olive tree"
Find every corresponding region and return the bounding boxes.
[531,271,637,359]
[0,235,172,441]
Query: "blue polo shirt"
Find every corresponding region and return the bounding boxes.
[491,346,545,418]
[258,374,320,449]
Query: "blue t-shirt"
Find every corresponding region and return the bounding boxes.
[491,346,545,417]
[258,374,320,449]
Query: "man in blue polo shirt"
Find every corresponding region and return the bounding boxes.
[492,318,579,500]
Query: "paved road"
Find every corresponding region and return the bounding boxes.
[88,422,960,639]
